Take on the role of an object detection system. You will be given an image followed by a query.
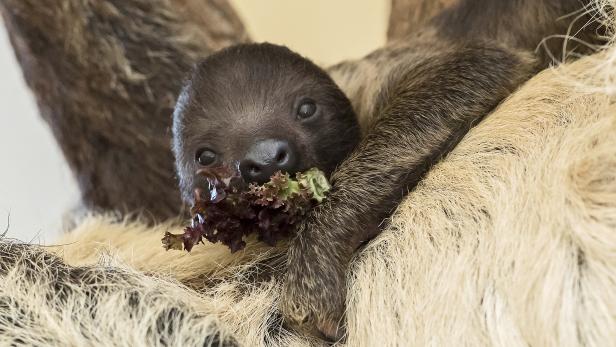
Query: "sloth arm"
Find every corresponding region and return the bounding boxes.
[282,42,535,339]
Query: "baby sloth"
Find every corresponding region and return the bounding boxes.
[173,0,602,341]
[174,41,530,340]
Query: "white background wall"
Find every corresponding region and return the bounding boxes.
[0,1,388,243]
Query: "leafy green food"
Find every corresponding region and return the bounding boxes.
[162,165,330,253]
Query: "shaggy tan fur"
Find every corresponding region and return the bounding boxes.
[0,242,235,346]
[20,46,610,346]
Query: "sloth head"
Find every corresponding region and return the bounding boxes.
[172,43,360,204]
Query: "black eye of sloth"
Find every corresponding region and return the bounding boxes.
[297,99,317,119]
[196,148,217,166]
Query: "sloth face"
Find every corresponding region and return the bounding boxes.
[172,43,360,204]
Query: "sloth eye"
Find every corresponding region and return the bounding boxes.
[297,100,317,119]
[196,148,217,166]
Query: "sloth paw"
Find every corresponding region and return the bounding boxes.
[280,269,347,342]
[280,295,346,342]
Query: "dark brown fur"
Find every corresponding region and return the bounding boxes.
[432,0,605,66]
[388,0,458,41]
[389,0,605,67]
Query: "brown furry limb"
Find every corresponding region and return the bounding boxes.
[387,0,458,41]
[388,0,605,67]
[0,0,249,223]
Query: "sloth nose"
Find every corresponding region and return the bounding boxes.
[239,139,298,184]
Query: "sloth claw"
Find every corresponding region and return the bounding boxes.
[280,296,345,343]
[317,319,346,343]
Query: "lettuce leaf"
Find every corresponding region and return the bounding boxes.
[162,165,330,253]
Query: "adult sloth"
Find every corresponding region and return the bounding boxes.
[171,0,604,340]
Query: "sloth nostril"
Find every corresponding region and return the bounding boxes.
[276,150,288,164]
[240,139,298,183]
[250,165,261,174]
